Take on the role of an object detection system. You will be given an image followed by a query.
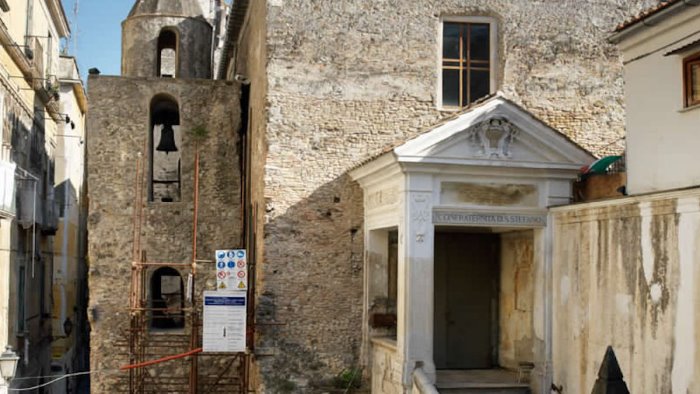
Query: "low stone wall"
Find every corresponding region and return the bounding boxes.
[371,338,403,394]
[551,189,700,393]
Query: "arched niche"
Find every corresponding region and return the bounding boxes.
[150,94,182,203]
[149,266,185,330]
[157,28,178,78]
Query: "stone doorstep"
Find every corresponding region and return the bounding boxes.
[437,389,529,394]
[437,382,530,389]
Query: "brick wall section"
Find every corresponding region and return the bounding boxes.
[87,76,242,392]
[250,0,657,391]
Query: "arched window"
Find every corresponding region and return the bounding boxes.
[150,267,185,329]
[150,94,181,202]
[157,29,178,78]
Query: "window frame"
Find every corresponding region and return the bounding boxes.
[437,16,498,110]
[684,52,700,108]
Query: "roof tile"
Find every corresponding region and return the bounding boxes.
[615,1,682,32]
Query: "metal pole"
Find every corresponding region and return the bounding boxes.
[189,148,201,393]
[31,180,36,278]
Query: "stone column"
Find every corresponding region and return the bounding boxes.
[398,173,435,387]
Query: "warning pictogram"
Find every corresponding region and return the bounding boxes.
[215,249,247,292]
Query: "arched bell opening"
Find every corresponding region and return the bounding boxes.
[149,267,185,330]
[149,94,182,202]
[157,28,178,78]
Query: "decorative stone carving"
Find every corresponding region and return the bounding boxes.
[469,118,519,159]
[410,193,431,243]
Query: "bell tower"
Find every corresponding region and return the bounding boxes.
[122,0,213,79]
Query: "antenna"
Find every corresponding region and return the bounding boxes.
[71,0,79,57]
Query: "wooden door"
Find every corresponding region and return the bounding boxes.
[434,232,499,369]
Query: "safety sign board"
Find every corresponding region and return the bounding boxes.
[202,291,246,353]
[215,249,247,291]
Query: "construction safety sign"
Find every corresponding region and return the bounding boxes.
[215,249,247,291]
[202,291,246,353]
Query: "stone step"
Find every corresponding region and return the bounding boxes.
[437,381,530,394]
[438,386,530,394]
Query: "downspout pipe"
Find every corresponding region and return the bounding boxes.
[16,167,38,278]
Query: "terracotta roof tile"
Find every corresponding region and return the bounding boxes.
[615,1,682,32]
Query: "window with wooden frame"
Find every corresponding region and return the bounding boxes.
[684,53,700,107]
[441,19,494,108]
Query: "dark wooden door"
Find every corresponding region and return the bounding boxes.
[434,232,499,369]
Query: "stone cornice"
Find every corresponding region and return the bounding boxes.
[45,0,70,38]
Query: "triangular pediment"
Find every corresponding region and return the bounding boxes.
[394,95,595,169]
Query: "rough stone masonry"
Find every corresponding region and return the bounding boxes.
[242,0,658,392]
[87,76,241,392]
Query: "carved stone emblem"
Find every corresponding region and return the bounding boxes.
[469,118,519,159]
[410,193,431,243]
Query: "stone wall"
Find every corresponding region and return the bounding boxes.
[551,189,700,393]
[122,15,213,79]
[87,75,242,392]
[230,0,272,390]
[249,0,657,391]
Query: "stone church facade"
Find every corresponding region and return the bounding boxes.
[87,0,661,393]
[218,1,656,392]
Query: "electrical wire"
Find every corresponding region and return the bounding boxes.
[8,370,103,391]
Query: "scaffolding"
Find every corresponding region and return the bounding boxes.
[117,145,248,393]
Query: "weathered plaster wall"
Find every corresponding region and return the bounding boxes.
[551,190,700,393]
[87,76,241,392]
[370,339,402,394]
[252,0,656,390]
[499,230,535,371]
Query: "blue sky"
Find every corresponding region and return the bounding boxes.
[61,0,133,79]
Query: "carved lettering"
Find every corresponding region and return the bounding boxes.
[433,210,546,227]
[366,187,398,210]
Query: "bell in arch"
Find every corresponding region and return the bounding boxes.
[156,124,178,154]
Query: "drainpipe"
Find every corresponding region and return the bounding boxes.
[59,133,70,337]
[544,212,554,393]
[16,167,38,278]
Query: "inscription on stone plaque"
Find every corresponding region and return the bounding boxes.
[433,210,546,227]
[366,187,398,210]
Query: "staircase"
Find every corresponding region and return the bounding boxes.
[435,370,531,394]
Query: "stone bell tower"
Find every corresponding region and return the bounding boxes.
[122,0,213,79]
[87,0,242,392]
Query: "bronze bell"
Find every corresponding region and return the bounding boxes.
[156,124,178,154]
